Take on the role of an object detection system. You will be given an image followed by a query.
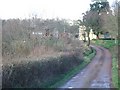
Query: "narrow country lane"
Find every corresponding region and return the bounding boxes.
[59,45,112,89]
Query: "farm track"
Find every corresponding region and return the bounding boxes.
[59,45,112,89]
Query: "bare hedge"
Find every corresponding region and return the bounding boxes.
[2,51,83,88]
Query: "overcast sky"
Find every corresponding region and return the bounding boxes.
[0,0,116,20]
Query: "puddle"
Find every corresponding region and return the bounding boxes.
[91,80,111,88]
[68,86,73,89]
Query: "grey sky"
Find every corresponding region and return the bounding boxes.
[0,0,116,20]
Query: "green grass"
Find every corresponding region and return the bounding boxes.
[92,39,118,88]
[50,48,96,88]
[118,39,120,89]
[112,57,118,88]
[92,40,117,48]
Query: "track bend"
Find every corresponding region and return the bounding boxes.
[59,45,112,89]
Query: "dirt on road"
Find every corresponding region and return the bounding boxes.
[59,45,112,89]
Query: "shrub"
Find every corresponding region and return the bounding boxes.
[2,42,13,56]
[2,52,83,88]
[10,40,34,57]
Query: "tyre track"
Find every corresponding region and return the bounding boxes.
[59,45,112,89]
[89,46,112,88]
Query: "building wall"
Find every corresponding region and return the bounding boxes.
[79,26,97,41]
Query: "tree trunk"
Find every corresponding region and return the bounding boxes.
[115,36,117,44]
[83,34,86,42]
[96,33,99,39]
[87,32,90,46]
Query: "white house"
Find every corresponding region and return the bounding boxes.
[79,26,97,41]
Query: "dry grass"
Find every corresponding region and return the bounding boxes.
[2,50,83,88]
[2,37,85,88]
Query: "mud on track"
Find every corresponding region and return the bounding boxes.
[59,45,112,89]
